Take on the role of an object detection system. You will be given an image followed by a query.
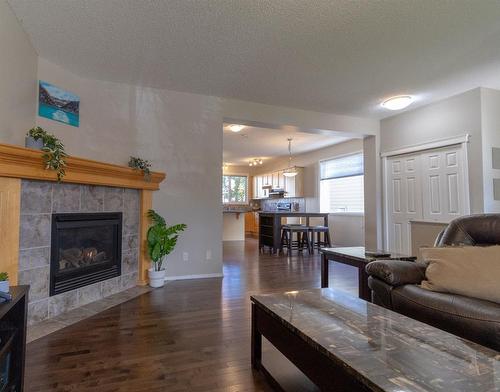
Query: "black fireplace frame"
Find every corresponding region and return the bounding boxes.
[50,212,122,296]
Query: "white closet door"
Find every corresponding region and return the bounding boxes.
[421,145,466,222]
[386,154,423,254]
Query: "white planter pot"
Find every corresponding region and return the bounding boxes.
[148,268,166,288]
[0,280,9,293]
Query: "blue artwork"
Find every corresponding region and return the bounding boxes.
[38,81,80,127]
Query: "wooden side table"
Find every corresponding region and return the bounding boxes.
[320,247,415,301]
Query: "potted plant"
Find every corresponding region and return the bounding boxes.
[128,156,152,181]
[146,209,187,288]
[26,126,67,181]
[0,272,9,293]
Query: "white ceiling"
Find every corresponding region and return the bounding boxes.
[223,124,351,165]
[8,0,500,118]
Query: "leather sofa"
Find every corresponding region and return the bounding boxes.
[366,214,500,351]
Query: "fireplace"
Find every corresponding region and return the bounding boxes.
[50,212,122,296]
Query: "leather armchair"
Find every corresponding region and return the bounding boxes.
[366,214,500,351]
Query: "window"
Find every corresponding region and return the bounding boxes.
[320,153,364,213]
[222,175,248,204]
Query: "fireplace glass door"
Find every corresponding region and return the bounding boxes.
[50,212,122,296]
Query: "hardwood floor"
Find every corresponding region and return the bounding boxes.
[25,239,358,391]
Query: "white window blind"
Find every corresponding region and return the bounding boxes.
[320,153,364,180]
[320,154,364,213]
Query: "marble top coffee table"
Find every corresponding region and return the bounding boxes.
[251,288,499,392]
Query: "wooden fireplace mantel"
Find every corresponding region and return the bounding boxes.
[0,142,166,286]
[0,143,165,189]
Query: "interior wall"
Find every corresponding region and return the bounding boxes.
[363,135,382,249]
[254,139,365,246]
[0,1,37,142]
[380,88,484,215]
[0,2,383,271]
[480,88,500,212]
[34,58,224,278]
[221,98,380,136]
[253,138,363,205]
[222,214,245,241]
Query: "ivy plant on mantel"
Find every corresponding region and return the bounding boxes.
[0,142,165,190]
[26,126,67,181]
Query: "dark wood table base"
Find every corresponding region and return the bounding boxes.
[252,303,371,392]
[321,252,371,301]
[320,247,416,302]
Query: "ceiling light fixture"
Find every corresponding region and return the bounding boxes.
[229,124,245,133]
[283,138,298,177]
[381,95,413,111]
[249,158,263,166]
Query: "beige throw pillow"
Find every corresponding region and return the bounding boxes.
[419,246,500,304]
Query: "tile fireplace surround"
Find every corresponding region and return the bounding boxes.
[20,181,139,325]
[0,142,166,326]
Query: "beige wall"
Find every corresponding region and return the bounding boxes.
[0,1,37,142]
[0,2,383,274]
[410,221,447,261]
[480,88,500,212]
[221,98,379,136]
[222,213,245,241]
[363,135,382,249]
[381,88,484,214]
[254,139,362,175]
[36,58,225,279]
[253,138,363,208]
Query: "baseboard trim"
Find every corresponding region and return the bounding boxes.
[165,273,224,281]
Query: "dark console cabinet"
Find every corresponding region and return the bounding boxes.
[0,286,28,392]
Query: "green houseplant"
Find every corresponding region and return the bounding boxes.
[26,126,67,181]
[146,209,187,287]
[128,156,152,181]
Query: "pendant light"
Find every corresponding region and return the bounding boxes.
[283,138,298,177]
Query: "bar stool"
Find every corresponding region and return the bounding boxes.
[280,224,312,255]
[309,226,331,253]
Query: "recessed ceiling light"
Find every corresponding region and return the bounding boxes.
[381,95,413,111]
[229,124,245,133]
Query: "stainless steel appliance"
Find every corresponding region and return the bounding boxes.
[276,202,292,211]
[269,188,286,198]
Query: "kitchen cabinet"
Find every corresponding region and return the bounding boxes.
[251,167,304,199]
[245,211,259,236]
[272,172,279,188]
[278,170,285,189]
[253,176,262,199]
[284,167,304,197]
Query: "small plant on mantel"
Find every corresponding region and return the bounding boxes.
[128,156,152,181]
[146,209,187,288]
[26,126,67,182]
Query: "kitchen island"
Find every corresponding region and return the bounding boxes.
[258,212,329,254]
[223,207,251,241]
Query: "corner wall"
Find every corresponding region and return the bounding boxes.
[380,88,484,214]
[0,1,37,141]
[480,88,500,212]
[34,58,224,279]
[0,2,381,276]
